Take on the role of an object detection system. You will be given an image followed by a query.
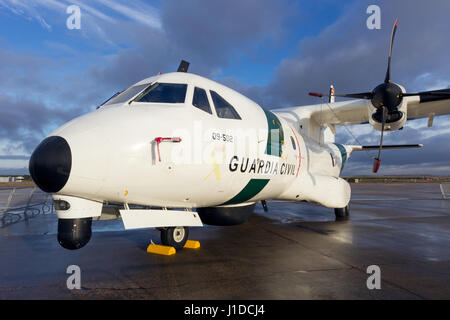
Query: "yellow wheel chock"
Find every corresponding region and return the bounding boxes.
[184,240,200,249]
[146,240,200,255]
[147,244,176,256]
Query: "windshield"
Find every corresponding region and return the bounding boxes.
[104,83,150,106]
[134,83,188,103]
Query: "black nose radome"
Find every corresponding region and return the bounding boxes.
[29,136,72,193]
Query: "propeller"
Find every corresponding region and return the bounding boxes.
[309,19,450,173]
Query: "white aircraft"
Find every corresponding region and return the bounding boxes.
[29,20,450,250]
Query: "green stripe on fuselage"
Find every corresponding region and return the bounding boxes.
[263,109,284,157]
[220,179,270,205]
[334,143,347,173]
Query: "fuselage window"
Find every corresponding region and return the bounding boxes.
[193,87,212,114]
[210,90,241,120]
[134,83,187,103]
[290,136,296,150]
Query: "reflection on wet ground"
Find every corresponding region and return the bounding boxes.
[0,183,449,299]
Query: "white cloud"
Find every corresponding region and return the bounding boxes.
[0,0,161,31]
[0,0,55,29]
[96,0,161,29]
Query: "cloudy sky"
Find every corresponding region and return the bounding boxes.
[0,0,449,176]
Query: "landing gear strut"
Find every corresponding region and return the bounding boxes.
[334,205,350,221]
[160,226,189,250]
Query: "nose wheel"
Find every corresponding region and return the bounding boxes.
[334,205,349,221]
[160,226,189,250]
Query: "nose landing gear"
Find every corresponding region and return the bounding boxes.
[334,205,350,221]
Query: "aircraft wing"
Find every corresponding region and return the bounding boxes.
[276,99,370,128]
[405,90,450,120]
[277,94,450,128]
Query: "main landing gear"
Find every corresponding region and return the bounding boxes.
[149,226,199,255]
[334,205,350,221]
[160,226,189,250]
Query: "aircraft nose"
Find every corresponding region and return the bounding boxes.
[29,136,72,193]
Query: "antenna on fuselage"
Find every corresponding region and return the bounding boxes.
[177,60,190,72]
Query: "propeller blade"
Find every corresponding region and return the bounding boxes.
[335,92,374,99]
[373,106,388,173]
[308,92,373,99]
[373,158,381,173]
[309,92,324,98]
[402,90,450,97]
[384,19,399,83]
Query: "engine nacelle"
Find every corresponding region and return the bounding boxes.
[197,204,255,226]
[368,83,408,131]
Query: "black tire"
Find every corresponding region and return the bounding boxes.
[334,205,349,220]
[160,226,189,250]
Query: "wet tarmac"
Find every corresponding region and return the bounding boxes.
[0,183,449,299]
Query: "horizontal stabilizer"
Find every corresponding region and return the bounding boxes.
[350,144,423,151]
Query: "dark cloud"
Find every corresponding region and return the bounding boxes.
[161,0,286,68]
[0,46,93,156]
[90,0,289,89]
[88,22,176,89]
[0,48,53,94]
[215,77,269,107]
[339,115,450,175]
[0,155,29,160]
[0,94,75,152]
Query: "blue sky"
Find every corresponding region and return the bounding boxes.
[1,0,450,175]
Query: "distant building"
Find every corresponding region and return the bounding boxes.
[0,176,25,183]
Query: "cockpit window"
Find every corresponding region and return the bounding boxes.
[98,91,122,108]
[134,83,188,103]
[193,87,212,114]
[104,84,149,106]
[210,90,241,120]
